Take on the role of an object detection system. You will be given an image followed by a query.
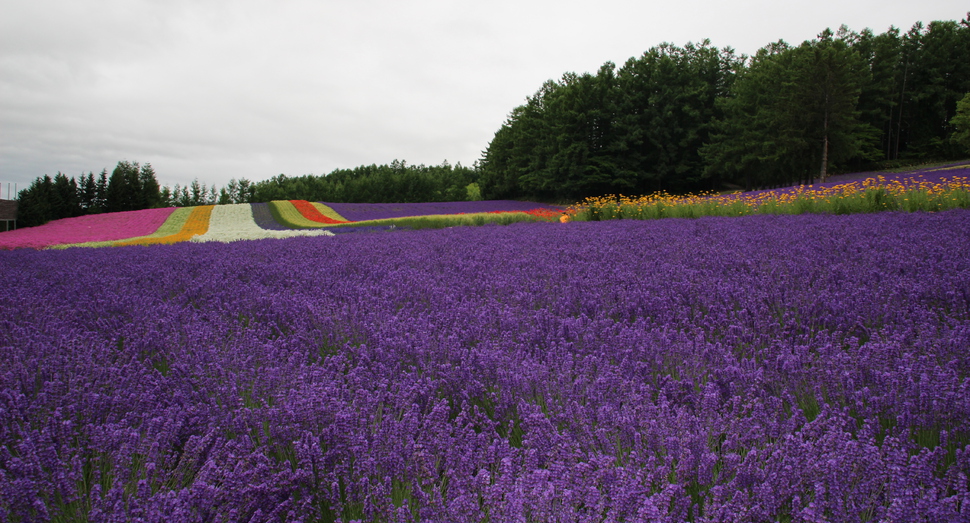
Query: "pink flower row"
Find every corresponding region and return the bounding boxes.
[0,208,176,250]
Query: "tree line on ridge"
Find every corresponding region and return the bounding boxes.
[14,160,480,228]
[479,19,970,200]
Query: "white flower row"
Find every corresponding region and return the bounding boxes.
[191,204,335,243]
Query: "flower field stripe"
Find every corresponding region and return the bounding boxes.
[461,208,562,219]
[323,200,565,221]
[114,205,214,246]
[141,206,195,236]
[521,208,562,219]
[192,203,335,242]
[0,207,177,250]
[377,211,546,223]
[290,200,350,224]
[323,211,554,230]
[53,207,195,248]
[251,202,291,230]
[268,200,329,229]
[570,171,970,220]
[310,202,349,222]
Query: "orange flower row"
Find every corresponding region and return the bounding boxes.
[115,205,214,246]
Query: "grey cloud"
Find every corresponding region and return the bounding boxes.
[1,0,966,189]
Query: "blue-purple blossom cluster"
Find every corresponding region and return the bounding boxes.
[251,203,292,231]
[737,164,970,200]
[825,163,970,185]
[2,211,970,522]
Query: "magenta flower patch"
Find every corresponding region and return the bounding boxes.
[0,207,176,250]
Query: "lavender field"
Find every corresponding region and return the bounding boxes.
[2,210,970,522]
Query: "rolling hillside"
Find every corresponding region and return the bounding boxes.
[0,200,565,250]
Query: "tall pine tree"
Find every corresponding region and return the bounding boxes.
[138,163,162,209]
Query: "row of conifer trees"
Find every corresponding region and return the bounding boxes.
[16,161,161,228]
[478,19,970,201]
[14,160,480,228]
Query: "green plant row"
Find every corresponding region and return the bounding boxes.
[328,212,550,231]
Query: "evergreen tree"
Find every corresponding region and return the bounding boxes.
[479,111,527,199]
[615,41,740,193]
[898,18,970,158]
[124,162,142,209]
[793,28,879,180]
[479,86,559,198]
[220,178,240,204]
[179,187,188,206]
[480,66,621,201]
[168,184,187,207]
[853,27,904,163]
[189,179,206,205]
[701,41,795,190]
[159,186,173,207]
[236,178,254,203]
[50,172,82,219]
[703,32,876,188]
[16,175,54,227]
[79,172,97,213]
[541,65,621,199]
[106,161,140,212]
[94,169,108,213]
[138,163,162,209]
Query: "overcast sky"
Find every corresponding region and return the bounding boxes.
[1,0,967,192]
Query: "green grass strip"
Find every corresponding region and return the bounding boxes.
[52,207,195,249]
[327,211,551,230]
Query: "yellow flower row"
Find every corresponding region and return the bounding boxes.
[567,176,970,219]
[115,205,214,246]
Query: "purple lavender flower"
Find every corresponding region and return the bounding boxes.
[2,210,969,521]
[250,202,291,230]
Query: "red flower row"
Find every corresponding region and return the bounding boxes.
[290,200,350,224]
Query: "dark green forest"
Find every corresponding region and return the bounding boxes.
[247,160,479,204]
[480,18,970,200]
[16,162,162,228]
[13,15,970,227]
